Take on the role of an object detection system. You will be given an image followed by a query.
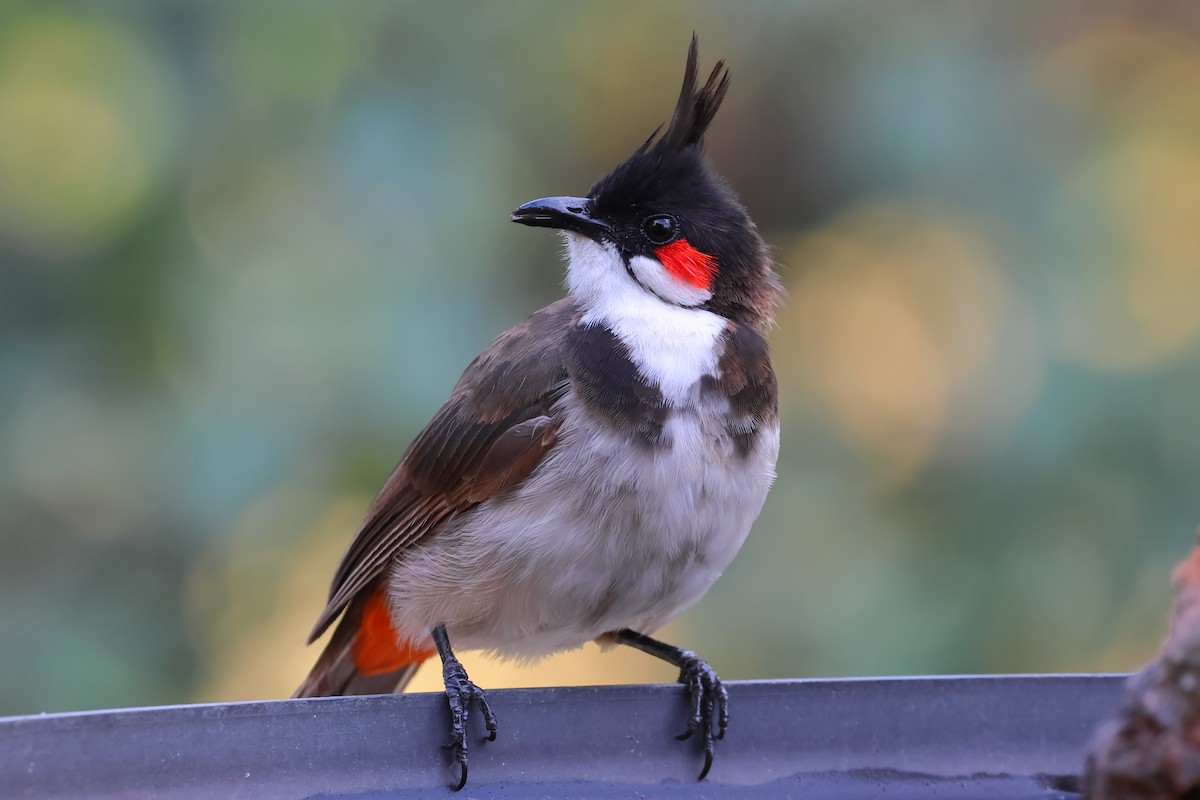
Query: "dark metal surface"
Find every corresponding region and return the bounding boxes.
[0,675,1124,799]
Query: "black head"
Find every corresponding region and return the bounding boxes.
[513,36,778,330]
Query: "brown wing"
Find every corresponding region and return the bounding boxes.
[306,298,579,643]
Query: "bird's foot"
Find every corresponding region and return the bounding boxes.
[440,655,497,791]
[674,651,728,781]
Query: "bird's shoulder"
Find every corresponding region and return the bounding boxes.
[702,322,778,457]
[707,321,776,413]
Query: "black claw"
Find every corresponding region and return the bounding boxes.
[478,694,498,742]
[612,630,729,783]
[673,650,726,781]
[451,761,468,793]
[440,654,494,790]
[715,682,729,741]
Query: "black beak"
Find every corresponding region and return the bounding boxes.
[511,196,609,240]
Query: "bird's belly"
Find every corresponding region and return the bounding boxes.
[385,402,780,657]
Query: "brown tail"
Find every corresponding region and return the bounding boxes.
[294,583,434,698]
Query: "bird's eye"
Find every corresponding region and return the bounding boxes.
[642,214,679,245]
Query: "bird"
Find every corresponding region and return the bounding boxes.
[294,35,780,791]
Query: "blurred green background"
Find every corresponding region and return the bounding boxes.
[2,1,1199,715]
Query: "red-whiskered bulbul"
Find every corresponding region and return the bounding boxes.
[295,36,780,790]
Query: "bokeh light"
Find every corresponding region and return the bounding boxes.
[0,13,178,260]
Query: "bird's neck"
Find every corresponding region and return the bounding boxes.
[565,234,726,407]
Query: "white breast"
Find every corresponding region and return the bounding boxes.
[385,396,779,657]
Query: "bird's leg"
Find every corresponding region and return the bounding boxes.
[431,624,497,791]
[612,628,728,781]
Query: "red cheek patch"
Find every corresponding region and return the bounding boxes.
[655,238,718,291]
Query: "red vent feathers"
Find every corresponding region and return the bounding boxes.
[655,239,717,291]
[352,588,435,674]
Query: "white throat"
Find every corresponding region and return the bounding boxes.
[564,234,725,406]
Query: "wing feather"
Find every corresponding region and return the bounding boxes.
[306,299,578,643]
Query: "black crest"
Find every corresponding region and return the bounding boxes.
[589,35,732,207]
[648,34,730,156]
[586,35,779,331]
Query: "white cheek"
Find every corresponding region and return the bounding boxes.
[563,234,725,408]
[563,234,627,304]
[628,255,713,308]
